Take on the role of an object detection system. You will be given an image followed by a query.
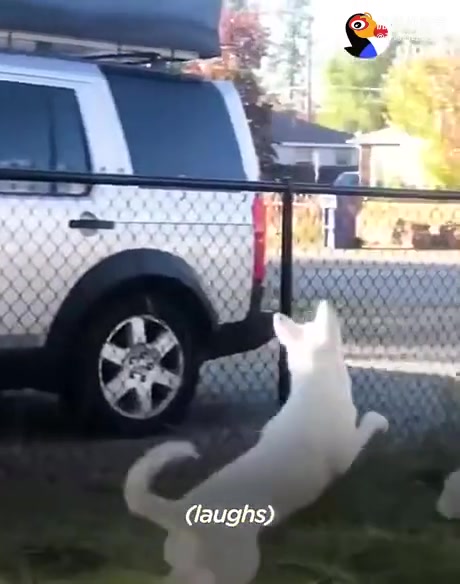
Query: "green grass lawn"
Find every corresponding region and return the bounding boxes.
[1,447,460,584]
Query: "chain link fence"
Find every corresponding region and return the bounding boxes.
[265,193,460,449]
[0,170,459,583]
[0,173,280,442]
[0,170,458,453]
[2,4,460,582]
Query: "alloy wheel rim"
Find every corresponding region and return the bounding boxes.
[98,314,184,420]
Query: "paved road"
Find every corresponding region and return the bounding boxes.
[0,250,458,450]
[198,251,460,446]
[265,253,459,364]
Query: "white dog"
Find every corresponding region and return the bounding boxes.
[124,300,389,584]
[437,469,460,519]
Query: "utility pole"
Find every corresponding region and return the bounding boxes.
[284,0,305,107]
[306,14,313,120]
[264,1,314,113]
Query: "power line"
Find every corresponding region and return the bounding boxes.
[264,84,384,93]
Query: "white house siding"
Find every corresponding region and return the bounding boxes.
[369,138,427,188]
[274,143,359,166]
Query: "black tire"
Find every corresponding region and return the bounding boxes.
[63,291,201,436]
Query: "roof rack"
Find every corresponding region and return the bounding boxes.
[0,30,198,65]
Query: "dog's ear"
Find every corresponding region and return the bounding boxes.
[273,313,303,347]
[314,300,342,345]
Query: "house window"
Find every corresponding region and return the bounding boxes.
[295,147,314,164]
[0,80,90,195]
[335,149,351,166]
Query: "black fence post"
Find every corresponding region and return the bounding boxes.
[278,181,294,405]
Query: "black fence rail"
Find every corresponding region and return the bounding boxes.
[0,168,458,447]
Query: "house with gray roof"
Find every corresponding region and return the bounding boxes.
[271,109,359,175]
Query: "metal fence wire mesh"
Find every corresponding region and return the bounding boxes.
[0,171,460,584]
[3,3,460,582]
[0,170,458,453]
[265,193,460,448]
[0,172,279,444]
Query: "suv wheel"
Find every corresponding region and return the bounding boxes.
[66,292,200,435]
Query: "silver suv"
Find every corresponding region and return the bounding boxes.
[0,51,273,435]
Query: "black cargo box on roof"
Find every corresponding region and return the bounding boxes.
[0,0,223,59]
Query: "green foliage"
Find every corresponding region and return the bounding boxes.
[383,58,437,139]
[384,57,460,188]
[318,42,399,133]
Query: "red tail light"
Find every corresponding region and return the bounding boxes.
[252,194,266,283]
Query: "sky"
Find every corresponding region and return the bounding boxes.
[310,0,455,101]
[255,0,460,104]
[311,0,460,64]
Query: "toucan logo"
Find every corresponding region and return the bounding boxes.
[344,12,390,59]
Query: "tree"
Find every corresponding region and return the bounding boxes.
[318,42,399,133]
[383,56,460,188]
[263,0,313,112]
[185,9,275,177]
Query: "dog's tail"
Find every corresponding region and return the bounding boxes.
[124,440,199,530]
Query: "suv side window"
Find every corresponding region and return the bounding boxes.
[104,69,246,180]
[0,80,90,195]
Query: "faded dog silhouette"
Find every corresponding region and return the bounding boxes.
[437,469,460,520]
[124,300,389,583]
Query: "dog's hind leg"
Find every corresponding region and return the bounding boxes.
[339,411,389,473]
[357,411,389,446]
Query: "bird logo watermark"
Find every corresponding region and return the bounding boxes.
[344,12,391,59]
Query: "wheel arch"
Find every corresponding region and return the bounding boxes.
[45,248,218,389]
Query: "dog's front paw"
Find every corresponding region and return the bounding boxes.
[436,470,460,520]
[361,411,389,435]
[367,411,389,433]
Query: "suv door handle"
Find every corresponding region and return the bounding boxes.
[69,212,114,231]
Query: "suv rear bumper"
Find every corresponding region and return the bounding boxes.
[205,282,275,360]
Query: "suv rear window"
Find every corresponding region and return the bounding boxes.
[103,69,246,180]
